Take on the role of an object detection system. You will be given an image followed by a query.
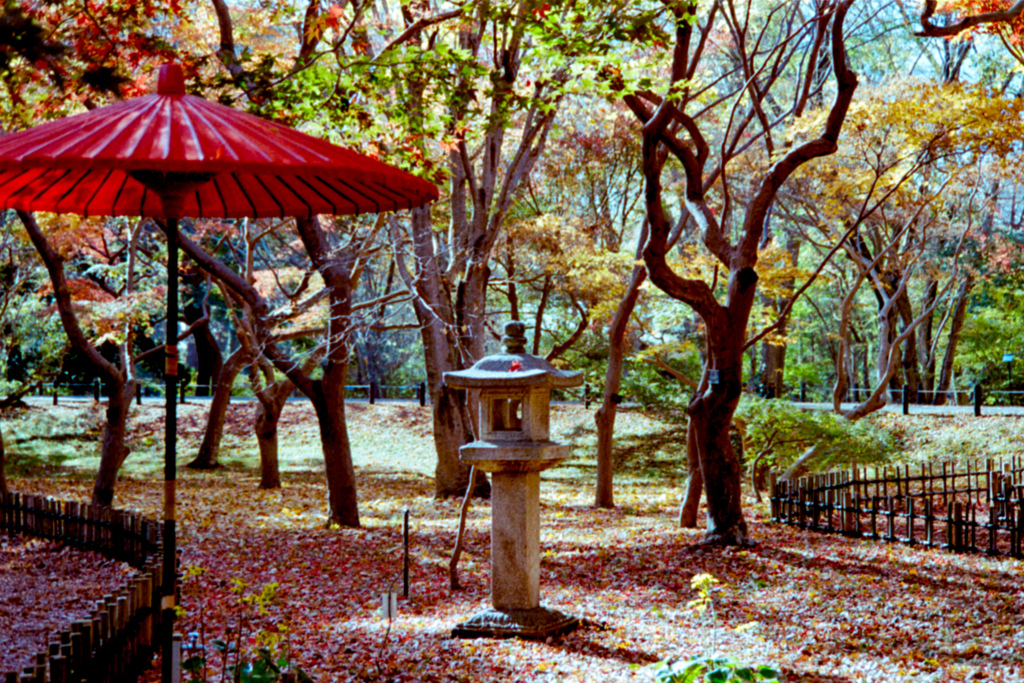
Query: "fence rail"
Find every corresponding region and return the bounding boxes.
[770,457,1024,558]
[37,379,598,408]
[0,493,164,683]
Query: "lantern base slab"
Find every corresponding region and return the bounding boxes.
[452,607,578,640]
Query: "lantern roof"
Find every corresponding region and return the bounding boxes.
[444,321,583,390]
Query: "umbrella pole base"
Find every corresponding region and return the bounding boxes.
[452,607,578,640]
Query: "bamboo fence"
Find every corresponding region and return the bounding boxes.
[770,457,1024,557]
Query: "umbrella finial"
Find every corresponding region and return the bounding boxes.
[157,64,185,96]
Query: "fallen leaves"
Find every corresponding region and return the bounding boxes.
[0,533,137,674]
[3,403,1023,682]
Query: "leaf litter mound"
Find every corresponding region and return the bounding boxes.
[4,402,1024,682]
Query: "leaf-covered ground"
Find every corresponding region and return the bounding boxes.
[4,401,1024,681]
[0,533,137,674]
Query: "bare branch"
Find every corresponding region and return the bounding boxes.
[917,0,1024,37]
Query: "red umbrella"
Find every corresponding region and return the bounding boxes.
[0,63,437,681]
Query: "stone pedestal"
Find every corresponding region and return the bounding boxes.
[444,321,583,640]
[450,471,576,639]
[492,471,539,611]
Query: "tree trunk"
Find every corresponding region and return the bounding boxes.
[688,358,748,545]
[935,274,973,405]
[778,441,823,483]
[678,417,703,527]
[308,363,359,526]
[448,465,477,591]
[690,403,747,543]
[896,289,921,402]
[92,378,133,506]
[0,423,7,495]
[254,387,290,490]
[188,347,246,469]
[917,278,938,401]
[758,237,800,398]
[182,275,223,398]
[391,209,483,499]
[759,342,786,398]
[594,264,647,508]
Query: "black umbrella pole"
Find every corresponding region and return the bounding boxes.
[162,217,179,683]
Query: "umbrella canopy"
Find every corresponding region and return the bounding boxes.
[0,63,437,683]
[0,63,438,217]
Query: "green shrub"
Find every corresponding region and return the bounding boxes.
[734,395,893,473]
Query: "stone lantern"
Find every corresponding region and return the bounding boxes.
[444,321,582,639]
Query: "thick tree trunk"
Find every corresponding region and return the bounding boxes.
[309,365,359,527]
[254,388,290,490]
[678,417,703,527]
[759,342,786,398]
[683,268,758,545]
[431,385,478,497]
[689,371,748,545]
[392,209,482,499]
[188,348,246,469]
[594,263,646,508]
[92,378,133,506]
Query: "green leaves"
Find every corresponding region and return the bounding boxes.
[735,395,895,472]
[652,656,780,683]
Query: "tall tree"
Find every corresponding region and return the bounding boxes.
[177,215,389,527]
[17,212,154,505]
[386,0,572,497]
[621,0,858,544]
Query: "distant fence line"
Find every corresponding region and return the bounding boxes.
[42,379,432,406]
[39,380,598,408]
[0,492,164,683]
[791,383,1024,414]
[770,457,1024,558]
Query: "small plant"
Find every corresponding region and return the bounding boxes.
[179,567,313,683]
[651,574,779,683]
[653,657,779,683]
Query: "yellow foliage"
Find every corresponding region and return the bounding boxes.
[501,212,634,317]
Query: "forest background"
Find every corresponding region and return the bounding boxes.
[4,0,1024,539]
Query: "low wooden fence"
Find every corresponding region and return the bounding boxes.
[0,492,164,683]
[770,457,1024,558]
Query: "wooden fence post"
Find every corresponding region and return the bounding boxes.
[906,498,915,546]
